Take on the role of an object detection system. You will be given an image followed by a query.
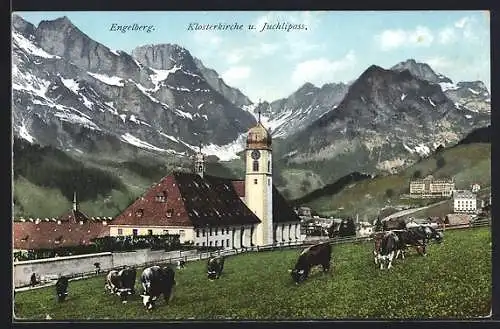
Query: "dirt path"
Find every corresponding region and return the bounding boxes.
[381,200,449,221]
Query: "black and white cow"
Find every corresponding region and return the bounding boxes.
[290,242,332,284]
[207,255,225,280]
[376,232,405,270]
[140,266,176,310]
[105,267,137,303]
[55,276,69,302]
[406,225,443,256]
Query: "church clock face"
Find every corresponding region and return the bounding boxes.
[251,150,261,160]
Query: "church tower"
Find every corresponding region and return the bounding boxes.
[193,142,205,178]
[245,105,273,246]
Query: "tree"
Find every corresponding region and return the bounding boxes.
[412,170,422,179]
[436,156,446,169]
[385,188,395,198]
[338,218,356,237]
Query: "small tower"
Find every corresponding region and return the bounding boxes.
[245,101,273,246]
[194,142,205,178]
[72,192,78,211]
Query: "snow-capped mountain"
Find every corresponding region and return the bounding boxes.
[278,64,490,182]
[12,15,257,161]
[11,14,491,188]
[391,59,490,114]
[254,82,349,139]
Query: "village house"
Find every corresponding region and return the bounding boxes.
[409,175,455,198]
[108,114,304,248]
[13,194,110,258]
[356,221,373,237]
[445,213,472,226]
[471,183,481,193]
[295,206,312,218]
[453,190,478,214]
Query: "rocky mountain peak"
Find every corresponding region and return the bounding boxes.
[131,44,197,72]
[391,59,452,84]
[12,14,36,38]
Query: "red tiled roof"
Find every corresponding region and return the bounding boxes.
[13,220,110,250]
[111,174,192,227]
[112,173,261,228]
[112,172,301,229]
[231,180,245,198]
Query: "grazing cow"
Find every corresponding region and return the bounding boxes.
[140,266,176,310]
[290,242,332,284]
[407,225,443,256]
[55,276,69,302]
[376,232,405,270]
[207,256,225,280]
[176,259,186,269]
[372,232,386,264]
[105,267,137,303]
[30,273,38,287]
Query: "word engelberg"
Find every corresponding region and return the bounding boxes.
[259,22,307,32]
[109,23,156,33]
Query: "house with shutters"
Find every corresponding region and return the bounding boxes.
[108,111,304,248]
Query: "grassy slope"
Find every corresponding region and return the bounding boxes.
[12,139,239,219]
[305,143,491,218]
[14,227,491,320]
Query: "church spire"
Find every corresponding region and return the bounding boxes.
[73,192,78,211]
[194,141,205,178]
[257,98,261,123]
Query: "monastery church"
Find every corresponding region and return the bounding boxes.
[109,115,304,248]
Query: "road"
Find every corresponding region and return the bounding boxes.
[381,200,449,221]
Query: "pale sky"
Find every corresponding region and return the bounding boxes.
[15,11,491,103]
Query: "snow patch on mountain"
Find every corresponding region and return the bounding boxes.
[175,109,193,120]
[87,72,125,86]
[13,71,51,98]
[149,66,181,91]
[159,132,180,143]
[19,123,35,143]
[12,32,60,59]
[439,82,459,92]
[414,144,431,156]
[120,133,166,152]
[199,134,246,161]
[402,143,414,153]
[61,77,80,94]
[468,88,480,95]
[401,93,407,101]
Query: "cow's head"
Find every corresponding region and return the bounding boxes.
[116,288,131,303]
[207,270,218,280]
[433,230,444,243]
[140,294,155,310]
[289,268,306,284]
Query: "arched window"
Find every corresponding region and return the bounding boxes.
[253,160,259,172]
[198,165,203,172]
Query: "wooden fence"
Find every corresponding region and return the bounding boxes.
[14,219,490,292]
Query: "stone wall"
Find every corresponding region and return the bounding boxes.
[13,249,199,288]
